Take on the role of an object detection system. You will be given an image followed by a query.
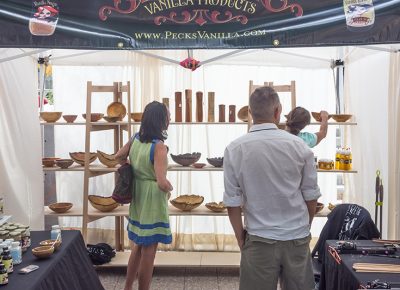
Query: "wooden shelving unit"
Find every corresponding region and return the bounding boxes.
[42,80,356,268]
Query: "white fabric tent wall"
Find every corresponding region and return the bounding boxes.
[388,51,400,239]
[0,49,44,229]
[344,48,390,238]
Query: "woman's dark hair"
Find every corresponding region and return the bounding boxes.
[139,101,169,143]
[286,107,311,135]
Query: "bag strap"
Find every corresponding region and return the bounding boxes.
[150,139,161,164]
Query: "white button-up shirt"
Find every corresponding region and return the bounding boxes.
[223,123,321,241]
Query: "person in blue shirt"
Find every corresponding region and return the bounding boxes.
[285,107,328,148]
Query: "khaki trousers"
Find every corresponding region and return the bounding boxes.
[239,234,315,290]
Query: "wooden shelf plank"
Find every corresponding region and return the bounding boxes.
[168,165,223,171]
[43,165,119,172]
[318,169,357,173]
[86,204,330,218]
[43,164,357,174]
[97,251,240,268]
[40,121,357,126]
[44,206,83,216]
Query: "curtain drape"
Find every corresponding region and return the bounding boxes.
[52,51,338,249]
[388,52,400,239]
[0,49,43,229]
[344,48,390,238]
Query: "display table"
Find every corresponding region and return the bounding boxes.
[7,230,104,290]
[321,240,400,290]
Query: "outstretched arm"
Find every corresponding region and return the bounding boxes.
[315,110,329,145]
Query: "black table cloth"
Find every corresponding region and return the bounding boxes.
[321,240,400,290]
[5,230,104,290]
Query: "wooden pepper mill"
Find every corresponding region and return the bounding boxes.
[219,105,225,122]
[185,89,192,122]
[175,92,182,122]
[229,105,236,122]
[208,92,215,122]
[196,91,203,122]
[162,98,169,111]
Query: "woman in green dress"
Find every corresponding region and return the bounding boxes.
[116,101,172,290]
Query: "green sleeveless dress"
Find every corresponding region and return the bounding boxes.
[127,136,172,245]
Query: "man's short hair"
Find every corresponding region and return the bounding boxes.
[249,86,280,121]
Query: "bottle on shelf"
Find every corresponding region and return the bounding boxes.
[1,248,13,274]
[335,148,340,170]
[348,148,353,170]
[344,148,352,171]
[0,264,8,286]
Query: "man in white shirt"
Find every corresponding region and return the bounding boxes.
[223,86,321,290]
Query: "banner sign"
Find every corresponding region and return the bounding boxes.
[0,0,399,49]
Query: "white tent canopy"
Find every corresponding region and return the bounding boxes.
[0,45,399,243]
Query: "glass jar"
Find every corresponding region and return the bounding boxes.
[1,249,12,274]
[0,264,8,285]
[10,242,21,265]
[318,159,335,170]
[51,225,62,242]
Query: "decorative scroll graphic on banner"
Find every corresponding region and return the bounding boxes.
[154,10,248,26]
[0,0,399,49]
[99,0,303,25]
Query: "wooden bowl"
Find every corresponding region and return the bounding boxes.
[205,202,227,212]
[97,150,119,168]
[170,195,204,211]
[32,245,54,259]
[130,112,143,122]
[62,115,77,123]
[103,116,120,123]
[316,202,324,214]
[331,114,352,122]
[42,158,58,167]
[237,106,249,122]
[311,112,332,122]
[88,195,119,212]
[40,239,62,251]
[193,163,206,169]
[69,152,97,166]
[82,113,104,122]
[206,157,223,168]
[40,112,62,123]
[55,159,74,169]
[170,153,201,167]
[107,102,126,121]
[48,202,73,214]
